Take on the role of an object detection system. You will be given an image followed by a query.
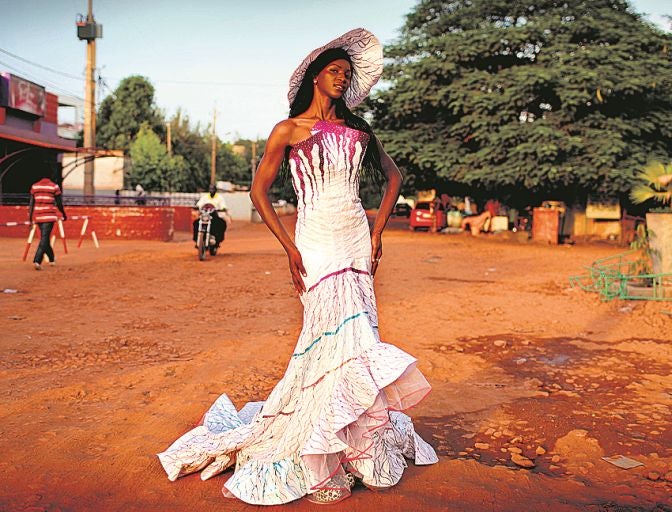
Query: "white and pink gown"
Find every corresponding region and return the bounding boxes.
[158,119,438,505]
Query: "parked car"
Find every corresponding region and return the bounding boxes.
[392,202,412,218]
[410,201,447,231]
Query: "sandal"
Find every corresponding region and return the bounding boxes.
[305,473,355,505]
[305,487,351,505]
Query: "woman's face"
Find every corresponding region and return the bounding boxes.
[314,59,352,100]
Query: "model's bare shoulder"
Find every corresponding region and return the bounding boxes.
[267,119,297,148]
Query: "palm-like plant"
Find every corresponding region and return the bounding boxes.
[630,162,672,208]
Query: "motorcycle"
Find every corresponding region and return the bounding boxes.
[195,203,219,261]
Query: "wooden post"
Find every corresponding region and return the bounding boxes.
[166,122,172,156]
[83,0,97,198]
[210,107,217,187]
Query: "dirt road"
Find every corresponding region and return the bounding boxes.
[1,219,670,511]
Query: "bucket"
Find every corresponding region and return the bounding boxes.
[447,211,462,228]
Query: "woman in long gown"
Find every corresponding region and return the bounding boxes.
[158,28,438,505]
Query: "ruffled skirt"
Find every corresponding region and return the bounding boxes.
[158,217,438,505]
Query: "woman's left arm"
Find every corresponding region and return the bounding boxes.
[370,136,403,276]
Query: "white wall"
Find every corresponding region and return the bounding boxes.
[221,191,254,220]
[61,152,125,192]
[147,191,259,221]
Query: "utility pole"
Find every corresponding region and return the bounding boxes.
[76,0,102,198]
[210,107,217,187]
[166,122,172,156]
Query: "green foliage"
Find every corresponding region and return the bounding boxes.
[359,176,385,210]
[127,124,187,191]
[232,138,296,202]
[96,85,250,192]
[97,76,164,150]
[630,161,672,207]
[166,109,210,191]
[231,139,267,167]
[218,141,253,187]
[367,0,672,202]
[165,111,249,191]
[629,223,655,275]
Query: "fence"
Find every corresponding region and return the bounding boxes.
[0,191,288,234]
[0,193,172,207]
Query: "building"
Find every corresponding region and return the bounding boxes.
[0,72,78,197]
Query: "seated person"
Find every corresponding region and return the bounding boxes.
[193,185,231,246]
[484,199,501,217]
[463,196,477,216]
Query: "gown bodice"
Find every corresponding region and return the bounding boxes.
[287,120,373,292]
[288,120,370,214]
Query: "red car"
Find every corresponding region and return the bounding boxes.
[410,201,447,231]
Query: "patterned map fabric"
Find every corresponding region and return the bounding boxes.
[158,120,438,505]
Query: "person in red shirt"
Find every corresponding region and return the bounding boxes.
[28,176,67,270]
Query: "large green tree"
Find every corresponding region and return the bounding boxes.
[166,110,249,191]
[368,0,672,205]
[127,124,187,191]
[97,75,164,150]
[166,110,210,191]
[217,142,251,187]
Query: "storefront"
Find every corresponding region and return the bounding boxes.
[0,72,77,198]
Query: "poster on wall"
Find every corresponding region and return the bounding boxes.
[0,73,46,117]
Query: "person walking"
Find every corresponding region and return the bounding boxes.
[28,175,67,270]
[159,28,437,506]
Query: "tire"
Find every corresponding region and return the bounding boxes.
[197,232,207,261]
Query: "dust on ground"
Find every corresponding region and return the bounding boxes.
[0,218,670,512]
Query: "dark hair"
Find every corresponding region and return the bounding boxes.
[32,151,60,184]
[283,48,384,184]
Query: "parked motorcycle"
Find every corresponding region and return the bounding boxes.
[195,203,219,261]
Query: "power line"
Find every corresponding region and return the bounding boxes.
[0,47,293,91]
[0,47,284,90]
[0,47,84,81]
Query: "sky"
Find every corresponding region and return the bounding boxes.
[1,0,670,142]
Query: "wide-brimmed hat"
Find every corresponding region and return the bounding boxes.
[287,28,383,109]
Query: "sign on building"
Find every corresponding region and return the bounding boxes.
[0,73,46,117]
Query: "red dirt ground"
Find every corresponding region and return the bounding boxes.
[0,217,670,512]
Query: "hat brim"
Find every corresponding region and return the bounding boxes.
[288,28,383,109]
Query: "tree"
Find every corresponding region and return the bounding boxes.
[97,79,248,192]
[166,110,211,191]
[217,142,250,186]
[127,124,187,191]
[164,111,249,191]
[97,76,164,150]
[231,138,267,165]
[230,138,268,186]
[367,0,672,205]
